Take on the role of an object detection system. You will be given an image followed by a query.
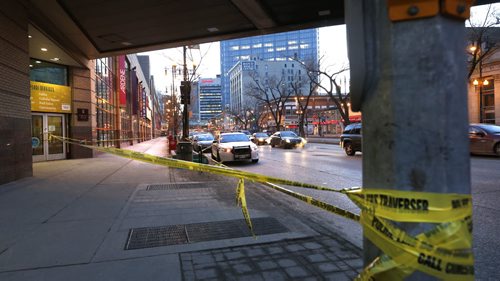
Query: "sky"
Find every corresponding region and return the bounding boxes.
[141,4,498,95]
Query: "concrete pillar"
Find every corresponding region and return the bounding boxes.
[0,1,32,184]
[346,1,471,279]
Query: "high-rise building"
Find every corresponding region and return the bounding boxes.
[228,60,310,114]
[197,76,222,123]
[220,28,319,108]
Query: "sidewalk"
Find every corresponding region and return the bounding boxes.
[305,135,340,145]
[0,137,361,281]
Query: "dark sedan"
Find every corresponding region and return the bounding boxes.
[268,131,304,149]
[252,132,269,145]
[469,123,500,156]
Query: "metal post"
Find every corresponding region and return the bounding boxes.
[176,46,193,161]
[346,1,471,280]
[479,59,483,123]
[182,46,189,140]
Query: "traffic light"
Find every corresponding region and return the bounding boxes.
[180,81,191,104]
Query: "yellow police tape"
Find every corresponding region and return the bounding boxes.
[51,135,473,280]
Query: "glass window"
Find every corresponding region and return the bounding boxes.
[30,59,68,86]
[95,58,116,147]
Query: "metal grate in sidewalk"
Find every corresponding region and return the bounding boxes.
[146,182,225,190]
[125,217,288,250]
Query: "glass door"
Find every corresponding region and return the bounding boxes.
[32,113,66,162]
[32,114,45,162]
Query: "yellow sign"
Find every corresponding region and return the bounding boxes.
[30,81,72,113]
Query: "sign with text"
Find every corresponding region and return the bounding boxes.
[117,56,127,106]
[30,81,71,113]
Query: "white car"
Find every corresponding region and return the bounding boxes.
[211,132,259,163]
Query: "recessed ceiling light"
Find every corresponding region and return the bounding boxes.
[318,10,331,16]
[28,35,32,39]
[41,48,48,51]
[207,27,219,32]
[51,57,60,61]
[29,64,33,68]
[35,60,41,64]
[121,42,132,46]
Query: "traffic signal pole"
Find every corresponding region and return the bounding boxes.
[176,46,193,161]
[346,1,471,279]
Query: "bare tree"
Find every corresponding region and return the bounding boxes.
[289,70,317,137]
[301,58,350,127]
[246,73,293,131]
[467,5,500,79]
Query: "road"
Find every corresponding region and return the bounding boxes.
[213,143,500,280]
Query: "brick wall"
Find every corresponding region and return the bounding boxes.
[0,2,32,185]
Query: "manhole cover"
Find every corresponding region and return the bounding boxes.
[125,217,288,250]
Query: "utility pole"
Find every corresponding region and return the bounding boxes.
[346,1,472,280]
[175,46,193,161]
[182,45,189,140]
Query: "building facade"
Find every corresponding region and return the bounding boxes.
[468,47,500,125]
[197,77,222,124]
[220,28,319,108]
[228,60,311,114]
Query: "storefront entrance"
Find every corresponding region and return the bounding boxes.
[32,113,66,162]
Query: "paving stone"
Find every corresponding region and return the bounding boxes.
[321,239,343,248]
[346,270,361,279]
[262,270,288,281]
[238,274,264,281]
[245,248,266,257]
[285,244,306,252]
[233,263,253,274]
[325,252,341,262]
[284,266,310,278]
[303,277,320,281]
[192,254,215,265]
[324,272,351,281]
[257,260,279,270]
[214,253,225,262]
[194,263,215,270]
[266,246,285,255]
[335,261,351,271]
[183,270,196,281]
[225,251,245,260]
[335,250,360,259]
[302,241,323,250]
[344,258,363,269]
[195,268,218,279]
[317,262,340,273]
[306,253,328,263]
[277,258,298,267]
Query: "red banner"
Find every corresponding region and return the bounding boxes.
[118,56,127,106]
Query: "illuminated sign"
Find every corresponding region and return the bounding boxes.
[30,81,71,113]
[118,56,127,106]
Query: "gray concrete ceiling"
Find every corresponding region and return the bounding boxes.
[26,0,497,65]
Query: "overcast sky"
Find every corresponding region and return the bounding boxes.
[141,3,498,95]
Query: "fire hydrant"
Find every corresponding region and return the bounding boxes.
[168,135,177,153]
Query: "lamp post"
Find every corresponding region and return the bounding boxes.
[472,67,490,124]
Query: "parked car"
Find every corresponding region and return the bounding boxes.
[211,132,259,163]
[192,133,215,153]
[340,123,362,156]
[469,123,500,156]
[252,132,269,145]
[268,131,303,149]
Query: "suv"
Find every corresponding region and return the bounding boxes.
[340,123,362,156]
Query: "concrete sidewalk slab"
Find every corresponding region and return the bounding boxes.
[0,137,362,280]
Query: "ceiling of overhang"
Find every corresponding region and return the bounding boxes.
[28,0,497,62]
[29,0,343,60]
